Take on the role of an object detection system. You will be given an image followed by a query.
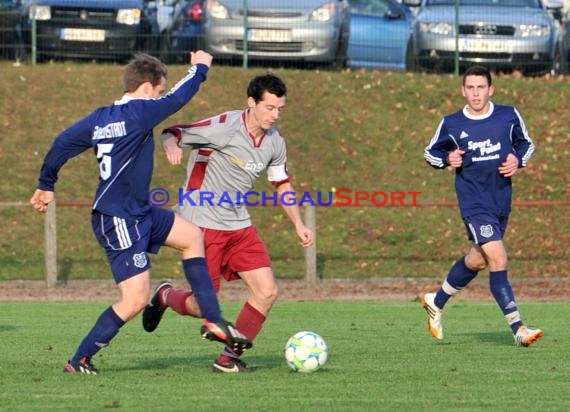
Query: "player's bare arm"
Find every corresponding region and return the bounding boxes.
[447,149,465,168]
[498,153,519,177]
[161,133,184,165]
[30,189,54,214]
[276,182,314,248]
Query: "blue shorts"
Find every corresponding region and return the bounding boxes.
[91,207,175,283]
[463,213,509,245]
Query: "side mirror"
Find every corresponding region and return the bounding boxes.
[386,7,404,19]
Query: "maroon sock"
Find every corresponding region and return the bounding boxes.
[163,288,193,316]
[218,302,266,362]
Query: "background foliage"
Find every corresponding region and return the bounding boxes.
[0,62,568,280]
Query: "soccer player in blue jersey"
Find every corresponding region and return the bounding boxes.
[422,65,543,347]
[30,51,251,375]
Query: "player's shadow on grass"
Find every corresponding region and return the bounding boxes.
[134,355,290,372]
[0,324,18,333]
[458,330,513,346]
[135,356,211,371]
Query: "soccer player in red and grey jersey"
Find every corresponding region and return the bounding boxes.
[422,65,542,347]
[142,73,314,372]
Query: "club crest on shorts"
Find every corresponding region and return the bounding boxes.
[480,224,494,238]
[133,252,148,268]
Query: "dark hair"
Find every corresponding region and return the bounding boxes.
[123,53,168,93]
[247,73,287,103]
[462,65,492,86]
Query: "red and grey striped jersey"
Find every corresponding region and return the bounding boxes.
[163,109,290,230]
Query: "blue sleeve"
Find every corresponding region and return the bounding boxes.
[424,119,455,169]
[511,108,535,168]
[38,115,94,191]
[131,64,209,131]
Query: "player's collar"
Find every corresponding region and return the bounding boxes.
[463,101,494,120]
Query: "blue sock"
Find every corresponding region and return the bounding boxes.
[489,270,522,334]
[183,257,223,323]
[435,257,478,309]
[71,306,125,367]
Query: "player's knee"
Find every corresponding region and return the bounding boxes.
[490,256,508,271]
[465,253,487,271]
[120,297,148,320]
[253,284,279,307]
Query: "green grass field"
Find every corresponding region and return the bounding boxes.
[1,300,567,411]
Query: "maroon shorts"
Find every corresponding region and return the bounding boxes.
[203,226,271,291]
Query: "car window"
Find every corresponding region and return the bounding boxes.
[425,0,541,7]
[350,0,394,15]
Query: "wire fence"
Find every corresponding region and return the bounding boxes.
[1,0,569,74]
[2,199,568,288]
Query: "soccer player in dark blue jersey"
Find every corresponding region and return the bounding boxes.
[30,51,251,375]
[422,65,543,347]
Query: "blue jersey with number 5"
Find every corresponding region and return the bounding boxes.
[38,64,209,219]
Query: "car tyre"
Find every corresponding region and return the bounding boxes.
[405,39,419,72]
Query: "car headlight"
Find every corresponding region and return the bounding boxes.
[310,2,335,22]
[209,0,230,19]
[117,9,141,25]
[29,5,51,21]
[419,22,454,36]
[519,24,550,37]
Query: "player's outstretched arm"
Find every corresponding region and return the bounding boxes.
[30,189,55,214]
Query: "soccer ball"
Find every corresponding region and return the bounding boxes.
[284,331,328,373]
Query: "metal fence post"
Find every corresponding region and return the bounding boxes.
[44,201,57,288]
[304,204,317,285]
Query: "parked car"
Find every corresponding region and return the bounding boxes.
[19,0,157,62]
[164,0,205,62]
[201,0,350,66]
[404,0,565,75]
[346,0,413,70]
[0,0,24,60]
[561,12,570,74]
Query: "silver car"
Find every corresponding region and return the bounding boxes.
[202,0,350,65]
[404,0,564,75]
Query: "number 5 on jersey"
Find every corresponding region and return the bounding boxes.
[97,143,113,180]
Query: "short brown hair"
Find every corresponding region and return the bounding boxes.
[462,65,492,86]
[123,53,168,93]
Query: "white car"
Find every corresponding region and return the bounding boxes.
[202,0,350,66]
[404,0,565,75]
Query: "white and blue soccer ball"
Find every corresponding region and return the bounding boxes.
[284,331,328,373]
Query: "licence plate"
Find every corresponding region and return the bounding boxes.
[60,28,106,42]
[460,38,509,53]
[247,29,292,42]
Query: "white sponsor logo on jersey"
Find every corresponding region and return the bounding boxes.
[245,161,265,173]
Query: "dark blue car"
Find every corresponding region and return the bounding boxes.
[163,0,204,63]
[19,0,156,61]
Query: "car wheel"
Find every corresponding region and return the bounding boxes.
[332,30,348,69]
[158,31,173,63]
[405,39,419,72]
[554,39,568,75]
